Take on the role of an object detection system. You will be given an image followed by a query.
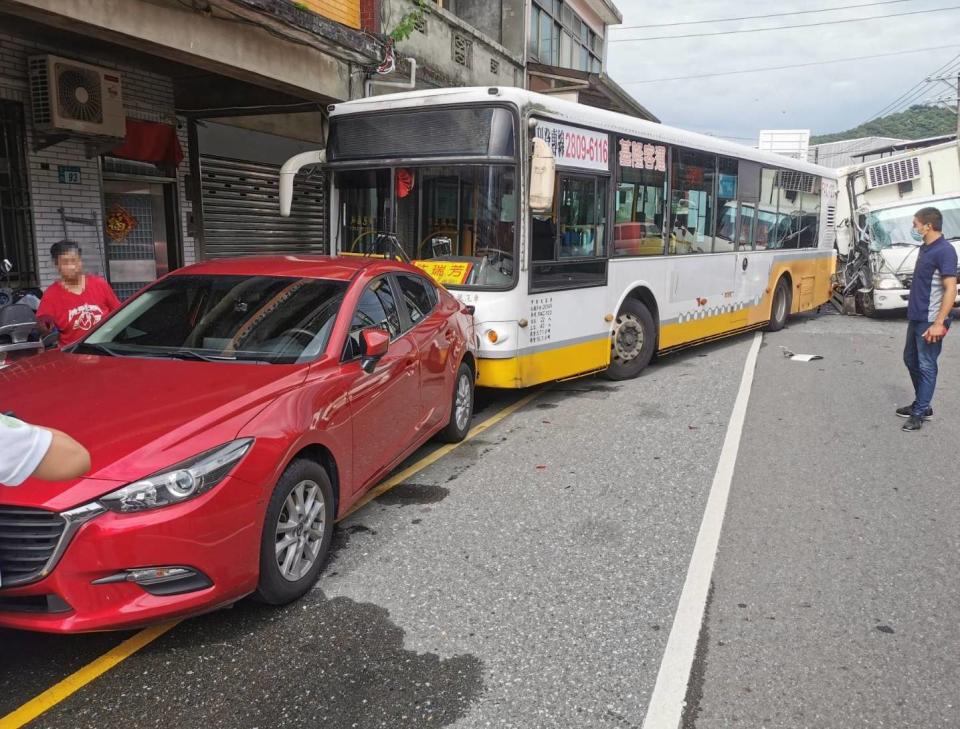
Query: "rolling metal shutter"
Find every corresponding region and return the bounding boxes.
[198,155,327,258]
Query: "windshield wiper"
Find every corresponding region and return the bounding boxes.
[71,342,122,357]
[161,349,237,362]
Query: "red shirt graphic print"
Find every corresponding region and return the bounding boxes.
[37,275,121,347]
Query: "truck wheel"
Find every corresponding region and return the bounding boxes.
[856,290,877,317]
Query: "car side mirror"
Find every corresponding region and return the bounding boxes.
[360,327,389,373]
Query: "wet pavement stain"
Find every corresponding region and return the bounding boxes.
[324,524,377,575]
[29,597,485,729]
[535,402,559,410]
[681,582,715,729]
[636,405,667,419]
[377,483,450,507]
[555,382,622,400]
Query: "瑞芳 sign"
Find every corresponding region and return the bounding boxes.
[414,260,473,286]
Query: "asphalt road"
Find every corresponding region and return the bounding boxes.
[687,310,960,729]
[2,308,958,728]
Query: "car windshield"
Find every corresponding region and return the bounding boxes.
[867,197,960,249]
[79,275,347,364]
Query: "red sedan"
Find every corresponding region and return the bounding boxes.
[0,255,476,633]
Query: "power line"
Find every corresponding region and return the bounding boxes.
[611,0,916,31]
[866,58,960,120]
[865,53,960,119]
[617,46,960,85]
[609,5,960,43]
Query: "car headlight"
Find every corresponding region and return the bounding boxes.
[99,438,253,513]
[874,274,902,290]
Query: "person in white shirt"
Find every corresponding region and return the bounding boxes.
[0,414,90,486]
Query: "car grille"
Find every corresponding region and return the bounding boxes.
[900,276,912,289]
[0,507,66,588]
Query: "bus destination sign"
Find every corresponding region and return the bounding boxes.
[534,121,609,172]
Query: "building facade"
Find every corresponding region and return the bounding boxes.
[526,0,657,121]
[0,0,383,292]
[0,0,653,296]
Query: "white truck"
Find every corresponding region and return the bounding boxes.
[835,139,960,315]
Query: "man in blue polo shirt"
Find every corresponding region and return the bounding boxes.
[898,206,958,432]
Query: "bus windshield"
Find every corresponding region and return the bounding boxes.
[866,196,960,249]
[336,164,517,288]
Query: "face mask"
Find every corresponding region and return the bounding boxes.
[911,229,924,242]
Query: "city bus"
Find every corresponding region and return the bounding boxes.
[279,87,839,388]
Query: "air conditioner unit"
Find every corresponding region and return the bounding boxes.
[865,156,921,190]
[28,55,125,139]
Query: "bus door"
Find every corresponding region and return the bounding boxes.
[526,171,611,384]
[667,150,739,334]
[734,162,770,324]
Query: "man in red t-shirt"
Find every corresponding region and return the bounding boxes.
[37,240,121,348]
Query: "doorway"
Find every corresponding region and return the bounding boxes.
[102,164,179,299]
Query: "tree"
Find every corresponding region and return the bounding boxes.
[811,105,958,145]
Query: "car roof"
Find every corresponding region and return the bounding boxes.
[169,255,410,281]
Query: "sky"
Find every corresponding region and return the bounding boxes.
[604,0,960,143]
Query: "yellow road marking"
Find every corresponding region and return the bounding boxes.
[0,388,541,728]
[0,621,180,729]
[339,387,544,521]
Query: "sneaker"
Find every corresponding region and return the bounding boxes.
[902,415,924,432]
[896,405,933,419]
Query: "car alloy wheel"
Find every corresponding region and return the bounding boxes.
[275,479,326,582]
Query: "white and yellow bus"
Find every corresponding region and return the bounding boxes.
[280,87,839,388]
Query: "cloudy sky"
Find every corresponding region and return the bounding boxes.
[605,0,960,142]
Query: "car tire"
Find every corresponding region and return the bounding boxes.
[436,361,474,443]
[766,277,791,332]
[253,459,334,605]
[605,299,656,380]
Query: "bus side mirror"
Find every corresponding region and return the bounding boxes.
[529,138,555,214]
[279,149,327,217]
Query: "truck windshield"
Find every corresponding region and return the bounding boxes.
[867,197,960,249]
[337,164,517,289]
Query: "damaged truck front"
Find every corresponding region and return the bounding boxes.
[834,140,960,315]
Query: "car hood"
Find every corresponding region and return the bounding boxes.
[0,351,308,511]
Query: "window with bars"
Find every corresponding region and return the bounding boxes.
[0,101,37,288]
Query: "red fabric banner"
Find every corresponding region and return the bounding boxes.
[111,119,184,167]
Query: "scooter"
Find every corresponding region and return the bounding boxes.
[0,259,49,366]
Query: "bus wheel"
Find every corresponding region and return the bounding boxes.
[606,299,656,380]
[766,277,791,332]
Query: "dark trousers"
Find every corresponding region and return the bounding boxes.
[904,320,946,416]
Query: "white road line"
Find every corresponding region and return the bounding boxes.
[642,331,763,729]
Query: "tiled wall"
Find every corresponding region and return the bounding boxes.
[0,30,196,288]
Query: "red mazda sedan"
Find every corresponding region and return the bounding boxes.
[0,255,476,633]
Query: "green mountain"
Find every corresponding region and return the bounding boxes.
[812,105,957,144]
